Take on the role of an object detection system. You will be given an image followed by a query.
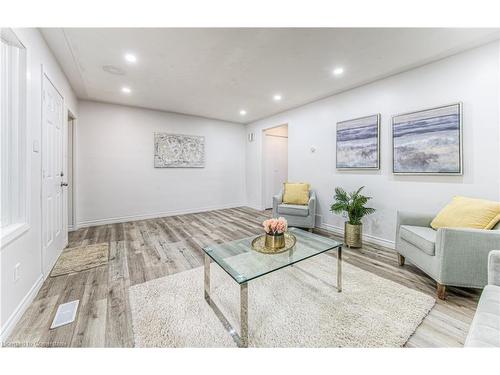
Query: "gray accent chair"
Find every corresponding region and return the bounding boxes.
[395,211,500,299]
[272,189,316,230]
[465,250,500,347]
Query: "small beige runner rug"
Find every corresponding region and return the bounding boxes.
[129,253,435,347]
[50,243,109,277]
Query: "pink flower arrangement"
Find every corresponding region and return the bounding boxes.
[263,217,288,235]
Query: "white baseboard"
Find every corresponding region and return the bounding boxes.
[0,274,44,345]
[245,204,266,212]
[75,202,247,228]
[319,223,395,249]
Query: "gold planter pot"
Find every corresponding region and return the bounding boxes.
[344,222,362,248]
[264,233,285,250]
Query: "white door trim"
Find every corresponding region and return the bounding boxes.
[67,111,77,231]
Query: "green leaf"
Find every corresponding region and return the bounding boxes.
[330,185,376,224]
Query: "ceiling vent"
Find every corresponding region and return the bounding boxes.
[102,65,126,75]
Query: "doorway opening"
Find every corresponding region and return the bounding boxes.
[262,124,288,210]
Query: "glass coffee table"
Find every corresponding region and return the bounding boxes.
[203,227,343,347]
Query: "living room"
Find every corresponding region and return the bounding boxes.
[1,1,500,374]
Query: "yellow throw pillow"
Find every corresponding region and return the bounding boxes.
[431,196,500,230]
[283,183,310,205]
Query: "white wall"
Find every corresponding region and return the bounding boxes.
[246,42,500,247]
[0,28,78,341]
[75,101,246,226]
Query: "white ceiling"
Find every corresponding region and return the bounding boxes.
[41,28,500,124]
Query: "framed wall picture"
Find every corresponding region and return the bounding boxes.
[336,114,380,170]
[392,103,462,175]
[154,133,205,168]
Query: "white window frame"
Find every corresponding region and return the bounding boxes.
[0,28,29,246]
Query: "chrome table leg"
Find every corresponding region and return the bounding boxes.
[204,254,210,300]
[240,282,248,348]
[204,253,248,348]
[337,246,342,292]
[289,247,295,266]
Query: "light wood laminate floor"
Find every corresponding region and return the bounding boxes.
[6,207,480,347]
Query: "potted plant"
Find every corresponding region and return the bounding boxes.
[262,217,288,250]
[330,186,375,248]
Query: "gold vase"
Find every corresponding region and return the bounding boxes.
[344,223,362,248]
[264,233,285,250]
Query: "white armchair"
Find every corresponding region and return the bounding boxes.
[272,189,316,230]
[395,211,500,299]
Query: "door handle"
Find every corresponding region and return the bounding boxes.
[61,182,69,187]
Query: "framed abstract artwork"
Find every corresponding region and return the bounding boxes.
[392,103,462,175]
[336,114,380,169]
[154,133,205,168]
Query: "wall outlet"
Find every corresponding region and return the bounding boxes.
[14,263,21,282]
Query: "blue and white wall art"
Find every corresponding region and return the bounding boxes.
[392,103,462,174]
[336,114,380,169]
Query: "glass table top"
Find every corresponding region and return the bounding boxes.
[203,227,343,284]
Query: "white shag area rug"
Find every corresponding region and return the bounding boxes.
[129,253,435,347]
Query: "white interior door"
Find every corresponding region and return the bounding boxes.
[264,134,288,209]
[42,74,66,275]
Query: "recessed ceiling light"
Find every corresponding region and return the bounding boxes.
[121,86,131,94]
[333,67,344,76]
[273,94,282,101]
[239,110,247,116]
[124,53,137,63]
